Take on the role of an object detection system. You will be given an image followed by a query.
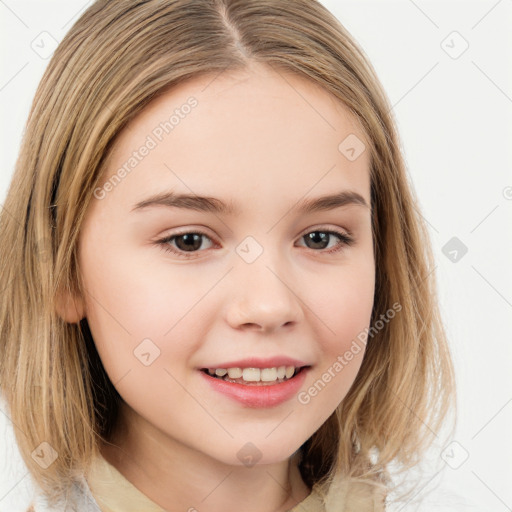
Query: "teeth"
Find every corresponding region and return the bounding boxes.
[206,365,300,383]
[243,368,260,382]
[260,368,277,381]
[227,367,243,379]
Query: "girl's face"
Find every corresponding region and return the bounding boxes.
[73,62,374,467]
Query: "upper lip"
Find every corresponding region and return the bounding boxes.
[199,357,311,370]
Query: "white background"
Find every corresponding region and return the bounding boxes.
[1,1,511,511]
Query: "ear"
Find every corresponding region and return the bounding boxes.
[55,287,86,323]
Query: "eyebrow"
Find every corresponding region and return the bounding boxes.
[130,190,369,215]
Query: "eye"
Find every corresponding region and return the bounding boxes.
[155,227,354,259]
[156,230,215,259]
[297,228,354,254]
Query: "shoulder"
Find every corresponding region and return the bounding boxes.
[323,477,387,512]
[26,477,101,512]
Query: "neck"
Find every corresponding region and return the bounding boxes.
[99,404,311,512]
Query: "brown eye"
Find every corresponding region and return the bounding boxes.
[156,231,214,258]
[173,233,204,252]
[299,230,353,253]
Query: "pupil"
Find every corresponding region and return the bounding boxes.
[177,233,201,252]
[307,232,328,249]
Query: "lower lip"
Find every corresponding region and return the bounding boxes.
[199,368,310,408]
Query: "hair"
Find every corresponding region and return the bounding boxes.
[0,0,456,508]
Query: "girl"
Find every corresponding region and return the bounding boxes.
[0,1,456,511]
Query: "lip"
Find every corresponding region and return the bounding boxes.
[199,366,310,408]
[198,356,309,370]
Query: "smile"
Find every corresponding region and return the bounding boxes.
[199,366,311,408]
[201,366,306,385]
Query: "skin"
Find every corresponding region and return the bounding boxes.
[58,61,375,512]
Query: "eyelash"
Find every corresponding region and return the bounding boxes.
[155,227,354,259]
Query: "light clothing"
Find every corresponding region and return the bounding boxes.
[28,454,386,511]
[88,455,325,511]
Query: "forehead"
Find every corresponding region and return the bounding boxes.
[96,62,371,216]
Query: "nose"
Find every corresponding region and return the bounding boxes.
[224,254,304,333]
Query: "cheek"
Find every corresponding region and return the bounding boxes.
[291,263,374,440]
[302,256,374,396]
[311,258,375,344]
[79,246,211,378]
[82,230,210,326]
[80,262,206,416]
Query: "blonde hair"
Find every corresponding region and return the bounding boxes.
[0,0,456,507]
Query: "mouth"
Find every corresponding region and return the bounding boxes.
[200,366,310,386]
